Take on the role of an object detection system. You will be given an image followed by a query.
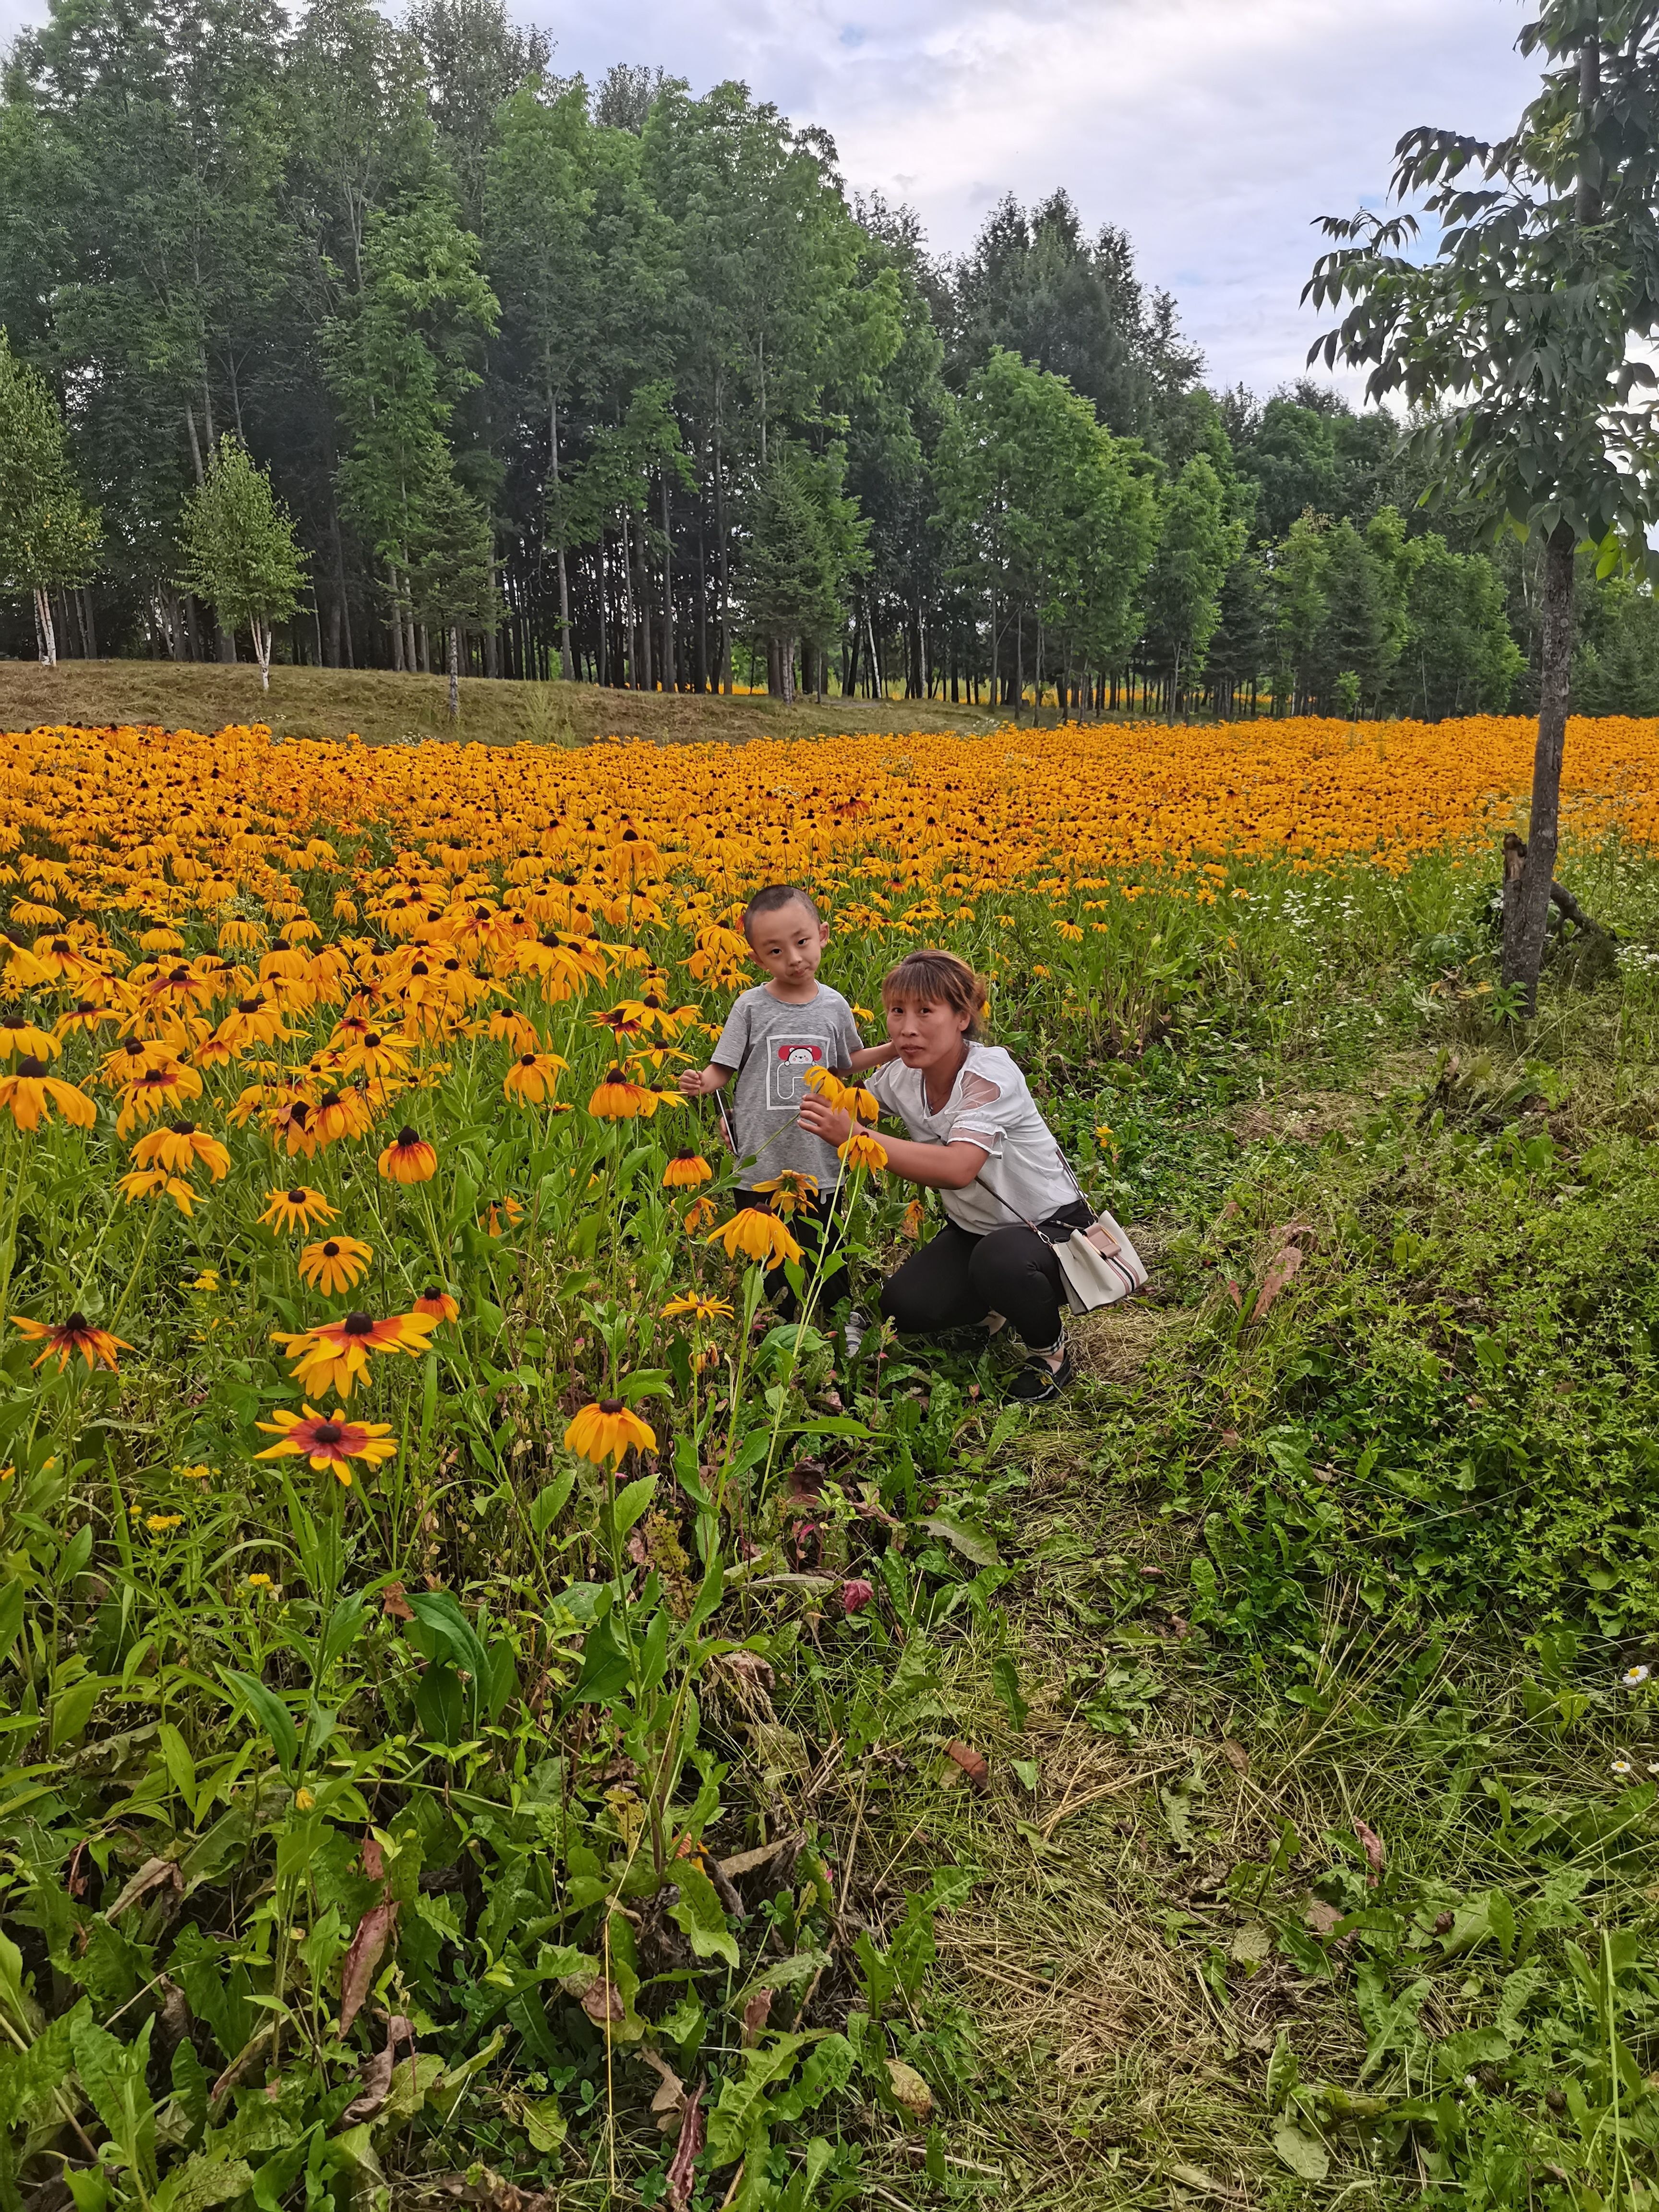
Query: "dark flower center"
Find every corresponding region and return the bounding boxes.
[421,1284,439,1298]
[409,961,429,976]
[519,1053,537,1067]
[270,940,289,953]
[120,1040,143,1056]
[16,1055,46,1078]
[65,1311,88,1333]
[397,1127,421,1146]
[169,1120,196,1137]
[287,1187,308,1204]
[318,1091,342,1110]
[674,1150,694,1161]
[313,1422,344,1446]
[167,966,190,983]
[364,1032,381,1047]
[599,1397,625,1415]
[237,998,263,1013]
[343,1312,373,1335]
[321,1241,341,1257]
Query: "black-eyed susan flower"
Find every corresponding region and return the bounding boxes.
[255,1402,397,1483]
[683,1195,719,1233]
[706,1210,804,1269]
[336,1030,412,1081]
[838,1129,888,1172]
[662,1150,712,1190]
[0,1015,60,1060]
[486,1008,542,1052]
[565,1398,657,1467]
[270,1308,438,1399]
[503,1051,566,1105]
[753,1169,818,1217]
[413,1286,459,1323]
[212,995,288,1052]
[310,1088,374,1143]
[259,1185,336,1233]
[297,1235,373,1295]
[114,1061,203,1134]
[11,1312,131,1372]
[117,1166,198,1215]
[661,1292,733,1323]
[54,1000,118,1039]
[0,1058,98,1132]
[481,1196,524,1237]
[378,1126,436,1183]
[589,1066,650,1118]
[131,1121,231,1179]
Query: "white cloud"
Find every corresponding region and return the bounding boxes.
[0,0,1540,394]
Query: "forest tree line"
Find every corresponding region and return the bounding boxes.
[5,0,1659,718]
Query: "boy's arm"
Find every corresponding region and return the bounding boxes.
[845,1040,898,1073]
[681,999,747,1096]
[679,1062,734,1096]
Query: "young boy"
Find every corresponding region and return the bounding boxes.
[680,884,893,1317]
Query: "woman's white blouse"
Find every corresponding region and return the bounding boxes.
[867,1042,1078,1234]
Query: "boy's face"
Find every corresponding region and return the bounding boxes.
[745,899,830,987]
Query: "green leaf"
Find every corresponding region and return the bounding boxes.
[49,1673,107,1750]
[991,1652,1028,1732]
[669,1859,738,1967]
[529,1472,574,1540]
[215,1667,299,1771]
[1271,2122,1329,2182]
[922,1511,1000,1569]
[157,1721,197,1816]
[153,2152,255,2212]
[319,1594,367,1676]
[0,1574,24,1662]
[610,1475,656,1542]
[70,2012,156,2186]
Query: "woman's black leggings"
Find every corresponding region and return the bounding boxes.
[878,1203,1092,1349]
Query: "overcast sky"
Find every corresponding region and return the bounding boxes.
[0,0,1541,398]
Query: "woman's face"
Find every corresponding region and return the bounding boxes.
[884,993,971,1070]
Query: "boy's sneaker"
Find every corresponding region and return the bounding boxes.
[842,1306,869,1360]
[1007,1345,1075,1405]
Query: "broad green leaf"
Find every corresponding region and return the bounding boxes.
[70,2012,156,2186]
[1271,2122,1329,2182]
[668,1859,738,1967]
[216,1668,298,1771]
[529,1471,574,1540]
[922,1511,1000,1568]
[153,2152,255,2212]
[157,1721,197,1817]
[610,1475,656,1541]
[50,1674,108,1750]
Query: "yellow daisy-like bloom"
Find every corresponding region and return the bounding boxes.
[661,1292,734,1323]
[838,1129,888,1173]
[503,1051,567,1104]
[486,1008,542,1052]
[378,1126,437,1183]
[297,1235,373,1295]
[270,1308,438,1400]
[413,1285,460,1322]
[117,1166,198,1215]
[335,1029,413,1081]
[145,1513,183,1533]
[683,1195,720,1233]
[589,1066,653,1118]
[259,1185,337,1233]
[0,1015,60,1060]
[176,1463,214,1481]
[11,1312,132,1373]
[254,1402,398,1485]
[706,1209,804,1270]
[753,1169,818,1218]
[130,1121,230,1178]
[565,1398,658,1467]
[114,1061,203,1135]
[662,1150,712,1189]
[246,1571,274,1588]
[0,1057,98,1132]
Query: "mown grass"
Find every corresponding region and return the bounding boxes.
[0,661,1008,748]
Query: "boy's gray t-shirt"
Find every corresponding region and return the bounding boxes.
[712,984,864,1191]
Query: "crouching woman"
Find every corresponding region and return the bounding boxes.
[796,948,1089,1403]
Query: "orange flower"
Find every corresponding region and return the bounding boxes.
[0,1016,60,1060]
[753,1169,818,1218]
[838,1130,888,1173]
[503,1051,566,1104]
[270,1308,438,1400]
[11,1311,131,1372]
[254,1402,397,1484]
[565,1398,657,1467]
[589,1066,652,1118]
[131,1121,230,1178]
[662,1150,712,1189]
[117,1166,198,1215]
[378,1126,436,1183]
[683,1195,720,1233]
[0,1057,97,1132]
[114,1062,203,1134]
[259,1185,337,1232]
[706,1209,804,1269]
[297,1235,373,1295]
[413,1285,459,1323]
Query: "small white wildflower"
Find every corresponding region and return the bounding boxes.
[1622,1664,1651,1687]
[1611,1757,1635,1776]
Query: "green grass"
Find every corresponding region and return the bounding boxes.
[0,660,1015,746]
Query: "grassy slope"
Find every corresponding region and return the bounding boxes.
[0,661,1013,747]
[835,879,1659,2208]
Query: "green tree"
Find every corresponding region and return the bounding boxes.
[736,440,867,702]
[1142,452,1244,714]
[0,329,101,664]
[1389,535,1523,717]
[177,433,308,688]
[1306,0,1659,1007]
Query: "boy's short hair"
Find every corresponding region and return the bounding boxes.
[742,884,820,938]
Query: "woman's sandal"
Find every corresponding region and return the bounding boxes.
[1007,1346,1075,1404]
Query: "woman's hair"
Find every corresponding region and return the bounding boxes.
[880,948,991,1039]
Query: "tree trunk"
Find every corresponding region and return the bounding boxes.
[253,618,271,691]
[34,586,56,667]
[549,390,574,682]
[448,625,460,723]
[81,586,98,659]
[1503,519,1576,1012]
[660,467,675,692]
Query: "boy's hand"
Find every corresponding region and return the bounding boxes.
[680,1066,721,1096]
[798,1092,851,1147]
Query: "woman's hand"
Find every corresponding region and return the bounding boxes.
[797,1091,851,1147]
